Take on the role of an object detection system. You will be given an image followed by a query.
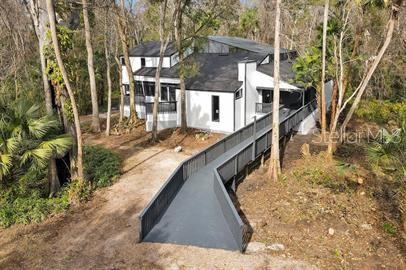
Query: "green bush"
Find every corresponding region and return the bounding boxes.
[0,186,69,228]
[0,145,121,228]
[355,100,406,125]
[84,145,121,188]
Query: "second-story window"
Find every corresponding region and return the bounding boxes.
[141,58,146,67]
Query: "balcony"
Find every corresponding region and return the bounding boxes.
[145,101,177,114]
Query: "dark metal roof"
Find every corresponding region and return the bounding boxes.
[207,36,291,55]
[129,41,177,57]
[135,66,179,78]
[257,59,298,86]
[135,52,267,92]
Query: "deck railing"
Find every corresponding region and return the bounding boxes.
[139,98,317,251]
[145,101,177,114]
[255,102,273,114]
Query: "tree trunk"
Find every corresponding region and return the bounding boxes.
[329,79,338,131]
[46,0,84,179]
[320,0,329,139]
[268,0,281,181]
[25,0,60,195]
[152,0,169,142]
[104,9,112,136]
[82,0,100,132]
[118,0,137,122]
[114,37,124,123]
[174,0,187,132]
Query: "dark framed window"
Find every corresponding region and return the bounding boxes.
[141,58,146,67]
[235,88,242,100]
[160,84,177,101]
[144,82,155,97]
[169,87,176,101]
[161,86,168,101]
[212,95,220,122]
[120,57,125,65]
[135,81,143,95]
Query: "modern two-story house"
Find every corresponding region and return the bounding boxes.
[121,36,331,134]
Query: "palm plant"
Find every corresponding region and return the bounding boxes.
[367,123,406,176]
[0,100,72,182]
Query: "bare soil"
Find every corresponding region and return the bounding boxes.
[0,122,315,269]
[236,130,405,269]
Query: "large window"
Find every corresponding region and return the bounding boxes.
[144,82,155,97]
[141,58,146,67]
[135,81,143,95]
[160,84,177,102]
[212,95,220,122]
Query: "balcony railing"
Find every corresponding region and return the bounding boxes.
[124,94,145,106]
[145,101,177,114]
[135,94,145,105]
[255,102,273,114]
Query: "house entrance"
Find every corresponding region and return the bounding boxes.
[262,90,272,103]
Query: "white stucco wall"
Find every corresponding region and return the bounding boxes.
[145,112,177,131]
[183,90,235,133]
[234,92,244,130]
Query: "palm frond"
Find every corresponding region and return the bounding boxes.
[0,153,12,178]
[39,135,73,158]
[20,148,53,169]
[28,115,59,139]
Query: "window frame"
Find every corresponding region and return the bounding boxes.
[211,95,220,122]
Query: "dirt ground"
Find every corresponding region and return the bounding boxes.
[236,131,405,269]
[0,121,316,269]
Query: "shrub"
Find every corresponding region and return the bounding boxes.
[66,178,92,204]
[83,145,121,188]
[0,186,69,228]
[355,100,406,125]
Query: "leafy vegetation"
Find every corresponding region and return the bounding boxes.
[83,145,121,188]
[0,100,72,182]
[355,100,406,124]
[0,144,121,228]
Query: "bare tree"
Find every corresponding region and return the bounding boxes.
[104,6,113,136]
[174,0,187,132]
[46,0,84,179]
[320,0,329,138]
[327,0,403,155]
[152,0,171,141]
[82,0,101,132]
[268,0,281,181]
[114,36,125,123]
[340,0,403,132]
[117,0,138,122]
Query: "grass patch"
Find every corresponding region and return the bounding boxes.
[382,222,397,236]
